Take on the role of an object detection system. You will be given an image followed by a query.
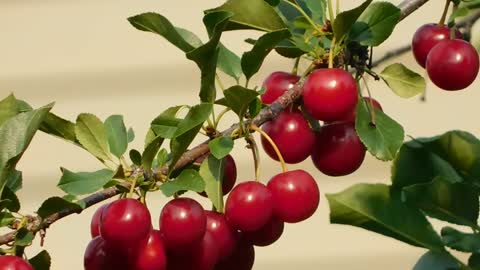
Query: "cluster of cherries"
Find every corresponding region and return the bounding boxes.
[412,23,479,90]
[83,152,320,270]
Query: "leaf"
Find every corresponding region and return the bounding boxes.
[380,63,426,98]
[441,227,480,253]
[57,168,115,196]
[349,2,401,46]
[160,169,205,197]
[209,137,234,159]
[355,99,404,161]
[223,86,259,119]
[142,136,165,172]
[173,104,213,138]
[0,187,20,212]
[275,40,307,58]
[0,211,15,227]
[29,250,51,270]
[303,0,327,24]
[0,94,18,127]
[413,251,459,270]
[75,113,112,161]
[469,253,480,268]
[37,197,83,219]
[156,149,169,168]
[326,183,444,251]
[207,0,286,32]
[241,29,291,80]
[127,128,135,143]
[218,44,242,82]
[104,115,128,159]
[176,27,203,47]
[5,169,22,193]
[248,98,263,118]
[129,149,142,166]
[169,126,203,175]
[333,0,372,40]
[199,155,225,211]
[150,106,185,139]
[40,113,78,145]
[15,228,34,246]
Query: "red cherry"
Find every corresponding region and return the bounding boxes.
[100,198,151,248]
[311,122,366,176]
[0,256,33,270]
[243,216,284,247]
[215,242,255,270]
[197,154,237,196]
[261,109,315,164]
[159,198,207,251]
[426,39,479,91]
[339,97,382,123]
[225,181,273,232]
[267,170,320,223]
[90,204,108,238]
[412,23,462,68]
[84,236,130,270]
[261,72,300,104]
[132,230,167,270]
[166,232,219,270]
[205,211,237,258]
[302,68,358,122]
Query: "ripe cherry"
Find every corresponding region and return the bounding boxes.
[166,232,219,270]
[197,154,237,196]
[412,24,462,68]
[261,109,315,164]
[311,122,366,176]
[132,230,167,270]
[426,39,479,90]
[261,72,300,104]
[100,198,151,247]
[215,242,255,270]
[267,170,320,223]
[90,204,108,238]
[302,68,358,122]
[0,256,33,270]
[205,211,237,258]
[243,216,284,247]
[339,97,382,123]
[159,198,207,251]
[84,236,130,270]
[225,181,273,232]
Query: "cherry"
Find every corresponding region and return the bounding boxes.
[302,68,358,122]
[339,97,382,123]
[243,216,284,247]
[215,242,255,270]
[90,204,108,238]
[311,122,366,176]
[426,39,479,91]
[84,236,130,270]
[197,154,237,196]
[100,198,151,247]
[225,181,273,232]
[166,232,219,270]
[261,72,300,104]
[267,170,320,223]
[132,230,167,270]
[205,211,237,258]
[261,109,315,164]
[159,198,207,251]
[412,24,462,68]
[0,256,33,270]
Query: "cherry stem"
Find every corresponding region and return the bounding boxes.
[214,108,231,130]
[336,0,340,16]
[250,124,288,173]
[329,37,336,69]
[327,0,335,22]
[362,76,377,126]
[438,0,451,27]
[246,135,261,181]
[215,73,226,91]
[292,57,301,76]
[128,176,138,198]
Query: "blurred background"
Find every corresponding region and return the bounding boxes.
[1,0,479,269]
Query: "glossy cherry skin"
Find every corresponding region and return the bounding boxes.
[197,154,237,196]
[84,236,130,270]
[90,204,108,238]
[0,256,33,270]
[100,198,151,247]
[311,122,366,176]
[160,198,207,251]
[412,24,462,68]
[339,97,382,123]
[225,181,273,232]
[215,242,255,270]
[166,232,219,270]
[261,72,300,104]
[205,211,237,258]
[243,216,284,247]
[267,170,320,223]
[426,39,479,90]
[303,68,358,122]
[132,230,167,270]
[261,109,315,164]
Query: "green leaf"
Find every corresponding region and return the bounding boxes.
[104,115,128,159]
[176,27,203,47]
[142,136,165,172]
[333,0,372,40]
[326,183,444,251]
[303,0,327,25]
[169,126,203,174]
[128,13,195,52]
[218,44,242,82]
[0,94,18,127]
[241,29,291,80]
[57,168,115,196]
[29,250,51,270]
[15,228,34,246]
[127,128,135,143]
[199,155,225,211]
[209,137,234,159]
[150,106,185,139]
[207,0,286,32]
[0,187,20,212]
[248,98,263,118]
[173,104,213,138]
[413,251,459,270]
[380,63,426,98]
[5,169,22,193]
[355,99,404,161]
[469,253,480,268]
[37,197,83,219]
[275,40,307,58]
[160,169,205,197]
[264,0,280,6]
[40,113,78,145]
[75,113,112,161]
[403,177,479,227]
[129,149,142,166]
[441,227,480,253]
[156,149,169,168]
[223,86,259,119]
[0,211,15,227]
[349,2,401,46]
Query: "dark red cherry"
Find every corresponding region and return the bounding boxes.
[215,242,255,270]
[261,72,300,104]
[225,181,273,232]
[412,23,462,68]
[205,211,237,258]
[197,154,237,196]
[267,170,320,223]
[311,122,366,176]
[132,230,167,270]
[166,232,219,270]
[261,109,315,164]
[426,39,479,90]
[0,256,33,270]
[159,198,206,251]
[340,97,382,123]
[90,204,108,238]
[243,216,284,247]
[100,198,151,247]
[302,68,358,122]
[84,236,130,270]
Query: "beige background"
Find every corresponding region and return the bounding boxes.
[1,0,479,269]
